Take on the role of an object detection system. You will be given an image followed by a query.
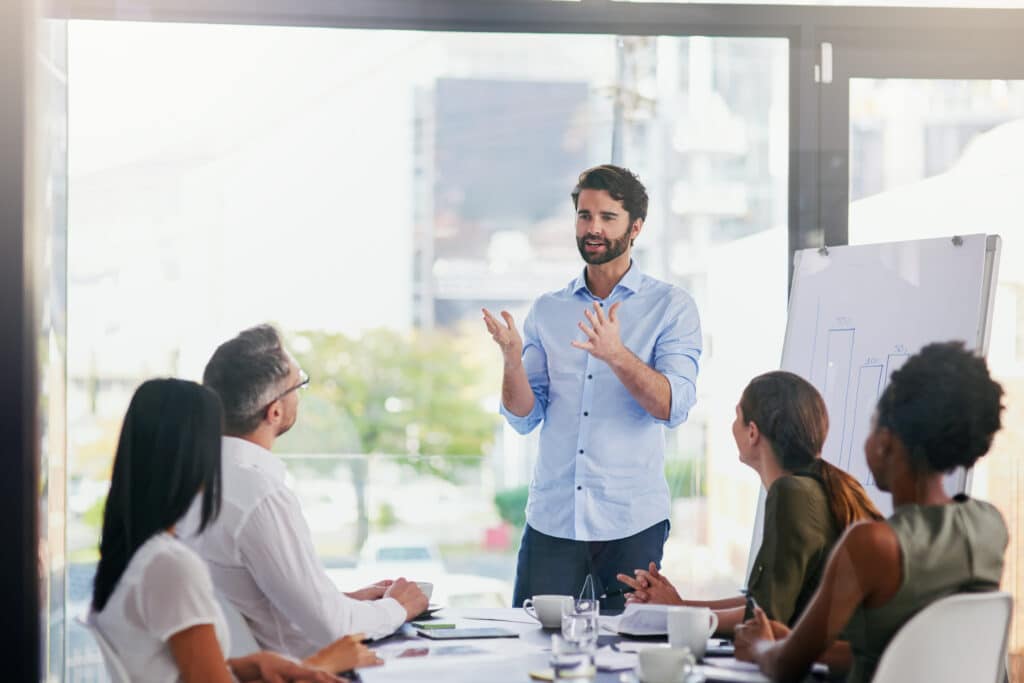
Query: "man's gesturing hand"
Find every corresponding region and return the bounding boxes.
[482,308,524,366]
[571,302,626,364]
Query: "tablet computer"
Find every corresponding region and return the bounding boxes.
[415,627,518,640]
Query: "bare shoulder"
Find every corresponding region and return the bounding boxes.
[839,519,899,557]
[835,520,901,585]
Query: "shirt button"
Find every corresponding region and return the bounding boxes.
[579,449,584,454]
[587,374,593,379]
[598,302,604,307]
[583,411,589,417]
[577,486,583,491]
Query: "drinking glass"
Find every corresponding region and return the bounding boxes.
[550,633,595,681]
[561,597,599,650]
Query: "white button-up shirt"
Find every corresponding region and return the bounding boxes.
[181,437,406,658]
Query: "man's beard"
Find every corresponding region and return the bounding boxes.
[576,231,632,265]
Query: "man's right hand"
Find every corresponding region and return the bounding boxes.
[482,309,523,365]
[383,578,429,621]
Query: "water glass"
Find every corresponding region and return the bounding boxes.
[550,633,595,681]
[561,598,599,651]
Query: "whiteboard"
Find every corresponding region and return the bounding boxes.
[781,234,998,516]
[745,234,1000,581]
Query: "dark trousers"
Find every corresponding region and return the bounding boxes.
[512,520,670,612]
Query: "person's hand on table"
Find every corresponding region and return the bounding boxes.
[346,580,394,601]
[384,577,429,620]
[616,562,683,605]
[304,633,383,674]
[232,651,346,683]
[733,607,775,662]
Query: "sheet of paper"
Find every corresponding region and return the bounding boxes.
[608,603,670,636]
[443,607,538,624]
[594,645,637,671]
[696,663,772,683]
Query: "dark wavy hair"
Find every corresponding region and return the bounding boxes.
[877,341,1003,472]
[741,371,882,529]
[203,324,291,435]
[571,164,649,228]
[92,379,223,612]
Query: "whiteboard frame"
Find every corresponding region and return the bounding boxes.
[743,234,1002,585]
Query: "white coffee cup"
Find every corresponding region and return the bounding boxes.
[414,581,434,601]
[667,606,719,660]
[523,595,573,628]
[637,646,695,683]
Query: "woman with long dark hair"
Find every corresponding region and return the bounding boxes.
[90,379,376,682]
[618,371,881,634]
[734,342,1008,682]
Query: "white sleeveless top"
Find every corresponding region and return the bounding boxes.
[92,533,231,682]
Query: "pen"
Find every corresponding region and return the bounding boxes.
[740,588,760,621]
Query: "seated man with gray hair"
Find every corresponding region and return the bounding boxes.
[181,324,427,659]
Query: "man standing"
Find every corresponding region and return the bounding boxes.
[182,324,427,659]
[483,165,701,610]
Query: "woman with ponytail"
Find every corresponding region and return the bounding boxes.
[617,371,881,635]
[735,343,1008,682]
[90,379,377,682]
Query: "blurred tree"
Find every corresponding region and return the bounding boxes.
[494,486,529,528]
[277,326,499,549]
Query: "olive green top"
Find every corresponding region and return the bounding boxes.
[843,496,1008,683]
[748,472,840,626]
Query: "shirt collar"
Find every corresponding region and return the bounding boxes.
[571,260,643,297]
[222,435,287,483]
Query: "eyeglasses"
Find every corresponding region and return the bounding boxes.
[260,369,310,415]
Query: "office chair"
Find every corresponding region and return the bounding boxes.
[872,591,1012,683]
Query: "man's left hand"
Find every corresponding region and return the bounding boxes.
[571,302,626,364]
[346,580,393,601]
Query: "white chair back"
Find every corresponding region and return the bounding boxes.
[76,616,130,683]
[872,591,1012,683]
[215,591,261,657]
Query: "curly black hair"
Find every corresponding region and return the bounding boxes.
[876,341,1003,473]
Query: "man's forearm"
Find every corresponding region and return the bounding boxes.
[607,350,671,420]
[502,359,535,417]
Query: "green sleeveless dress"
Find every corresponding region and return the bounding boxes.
[843,495,1008,683]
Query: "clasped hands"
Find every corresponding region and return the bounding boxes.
[615,562,684,605]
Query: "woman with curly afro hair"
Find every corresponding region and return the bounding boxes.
[734,342,1009,683]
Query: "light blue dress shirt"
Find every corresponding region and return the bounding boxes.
[501,263,702,542]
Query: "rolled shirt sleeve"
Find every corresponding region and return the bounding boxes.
[236,488,406,654]
[652,292,702,428]
[499,305,550,434]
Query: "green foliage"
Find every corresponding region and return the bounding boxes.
[376,502,398,531]
[83,494,106,529]
[665,458,705,499]
[277,327,500,481]
[494,486,529,528]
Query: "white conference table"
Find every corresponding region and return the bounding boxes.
[356,608,799,683]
